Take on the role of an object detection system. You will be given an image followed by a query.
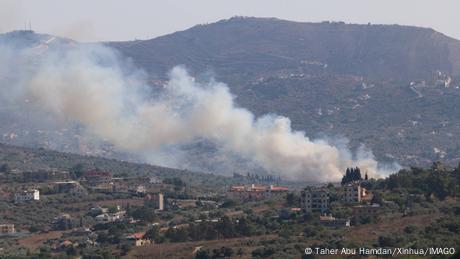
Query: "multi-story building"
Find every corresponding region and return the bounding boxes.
[301,187,329,213]
[225,184,289,201]
[158,193,164,211]
[14,189,40,202]
[342,182,367,203]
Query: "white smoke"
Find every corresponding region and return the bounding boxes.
[0,36,399,182]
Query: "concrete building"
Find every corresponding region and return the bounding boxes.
[226,184,289,201]
[319,215,350,227]
[51,213,73,231]
[126,232,151,247]
[149,176,162,184]
[95,210,126,223]
[342,182,367,203]
[0,224,15,234]
[14,189,40,202]
[54,181,87,195]
[129,184,146,195]
[158,193,164,211]
[22,169,70,182]
[301,188,329,213]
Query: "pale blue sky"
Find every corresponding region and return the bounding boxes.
[1,0,459,42]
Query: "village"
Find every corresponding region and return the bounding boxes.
[0,160,401,258]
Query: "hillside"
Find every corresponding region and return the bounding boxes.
[109,17,460,81]
[109,17,460,166]
[2,17,460,172]
[0,143,234,189]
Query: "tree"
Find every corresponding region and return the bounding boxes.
[70,163,85,179]
[0,163,10,173]
[217,216,236,238]
[120,244,132,256]
[130,206,157,222]
[286,193,298,206]
[144,226,160,242]
[341,167,363,185]
[355,167,362,180]
[165,227,188,242]
[252,247,275,258]
[213,247,234,257]
[237,248,244,257]
[371,191,383,205]
[66,246,77,256]
[195,250,211,259]
[378,235,402,247]
[235,217,254,236]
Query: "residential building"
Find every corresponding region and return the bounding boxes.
[342,182,367,203]
[128,184,146,195]
[52,213,73,230]
[0,224,15,234]
[225,184,289,201]
[91,183,114,193]
[95,209,126,223]
[14,189,40,202]
[319,215,350,227]
[149,176,162,184]
[125,232,151,247]
[54,181,87,195]
[88,206,109,217]
[22,169,70,182]
[301,187,329,213]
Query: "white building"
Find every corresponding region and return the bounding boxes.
[14,189,40,202]
[95,210,126,223]
[149,176,162,184]
[137,185,146,194]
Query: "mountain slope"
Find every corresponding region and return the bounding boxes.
[109,17,460,82]
[2,18,460,171]
[109,17,460,166]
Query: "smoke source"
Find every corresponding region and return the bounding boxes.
[0,34,399,182]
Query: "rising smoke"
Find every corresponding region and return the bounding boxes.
[0,33,399,182]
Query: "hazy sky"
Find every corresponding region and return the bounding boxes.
[1,0,459,42]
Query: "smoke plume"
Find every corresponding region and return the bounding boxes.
[0,34,399,182]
